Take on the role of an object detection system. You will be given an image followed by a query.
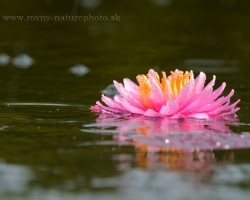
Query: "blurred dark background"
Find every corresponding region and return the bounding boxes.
[0,0,248,105]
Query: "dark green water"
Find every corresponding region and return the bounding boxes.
[1,0,250,199]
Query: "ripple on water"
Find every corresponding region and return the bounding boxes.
[184,59,241,73]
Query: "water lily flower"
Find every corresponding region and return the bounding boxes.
[91,69,240,119]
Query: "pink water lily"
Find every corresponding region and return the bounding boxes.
[91,69,240,119]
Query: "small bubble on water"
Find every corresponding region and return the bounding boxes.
[12,54,34,69]
[0,53,10,66]
[81,0,101,9]
[152,0,173,6]
[102,84,119,96]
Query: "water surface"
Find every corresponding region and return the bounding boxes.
[1,0,250,199]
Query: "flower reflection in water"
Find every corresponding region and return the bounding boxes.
[83,115,250,172]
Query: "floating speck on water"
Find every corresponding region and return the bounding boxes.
[81,0,101,9]
[70,64,90,77]
[12,54,34,69]
[152,0,173,6]
[184,58,240,73]
[52,167,61,175]
[102,84,119,96]
[0,53,10,66]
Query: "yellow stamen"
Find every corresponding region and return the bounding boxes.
[161,72,167,92]
[161,71,173,102]
[136,75,153,109]
[154,71,161,87]
[169,70,192,98]
[136,70,193,108]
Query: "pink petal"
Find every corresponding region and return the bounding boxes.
[90,105,101,112]
[101,95,128,112]
[143,109,163,117]
[114,81,145,110]
[187,113,209,120]
[209,82,226,102]
[96,101,123,113]
[180,86,213,114]
[148,76,164,111]
[162,79,174,102]
[148,69,157,79]
[203,75,216,90]
[159,100,179,116]
[175,75,194,109]
[218,107,240,117]
[169,113,185,119]
[123,78,138,92]
[192,72,206,94]
[201,89,235,113]
[121,99,145,115]
[208,99,240,116]
[178,75,216,114]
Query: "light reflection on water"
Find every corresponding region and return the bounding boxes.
[1,162,250,200]
[184,59,241,73]
[0,161,33,194]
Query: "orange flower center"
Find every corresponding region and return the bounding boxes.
[136,75,153,109]
[169,70,192,97]
[136,70,192,108]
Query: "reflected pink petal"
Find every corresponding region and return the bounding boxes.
[82,115,250,151]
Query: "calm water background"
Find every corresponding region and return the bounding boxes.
[1,0,250,199]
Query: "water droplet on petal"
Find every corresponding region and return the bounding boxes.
[224,144,230,149]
